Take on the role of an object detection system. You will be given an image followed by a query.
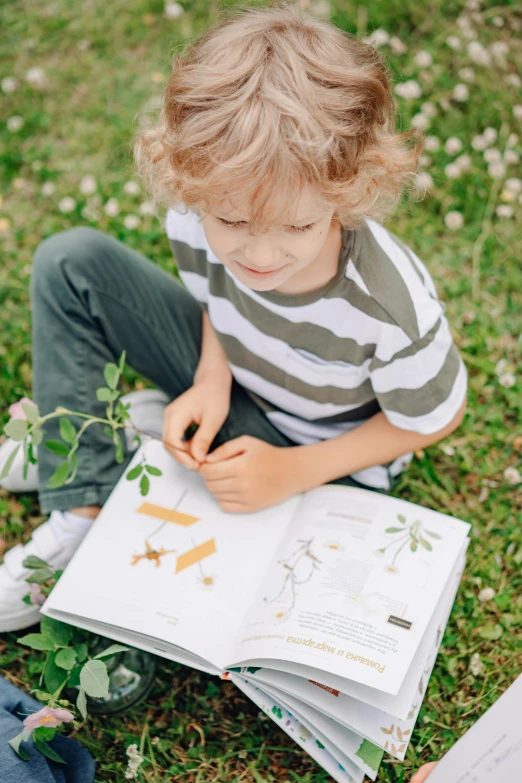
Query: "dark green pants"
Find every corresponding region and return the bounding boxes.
[31,227,383,513]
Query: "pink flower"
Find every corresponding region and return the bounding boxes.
[29,583,47,605]
[8,397,36,420]
[23,706,74,733]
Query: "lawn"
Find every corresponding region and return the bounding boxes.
[1,0,521,781]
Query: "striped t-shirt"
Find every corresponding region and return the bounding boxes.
[165,207,467,489]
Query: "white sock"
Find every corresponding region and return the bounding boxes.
[48,509,96,542]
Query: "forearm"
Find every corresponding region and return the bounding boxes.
[194,310,233,386]
[291,400,467,493]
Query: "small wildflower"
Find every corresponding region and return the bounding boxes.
[0,218,11,232]
[123,180,140,195]
[41,182,55,196]
[139,200,156,216]
[123,214,141,230]
[483,127,498,144]
[8,397,36,420]
[478,587,495,602]
[439,97,452,111]
[488,161,506,179]
[414,171,433,193]
[363,29,390,48]
[389,36,407,55]
[444,137,463,155]
[421,102,437,118]
[25,67,48,88]
[484,148,501,163]
[467,41,491,66]
[411,113,430,131]
[23,706,74,733]
[513,105,522,120]
[58,197,76,214]
[455,154,471,171]
[445,163,462,179]
[470,652,483,676]
[104,198,120,216]
[419,154,432,167]
[495,358,508,375]
[490,41,509,63]
[394,80,422,99]
[504,466,521,485]
[79,175,97,195]
[125,743,144,780]
[78,39,91,51]
[446,35,461,50]
[504,150,519,165]
[506,133,518,148]
[1,76,18,93]
[424,135,440,152]
[506,74,521,88]
[471,134,488,151]
[498,370,516,384]
[414,51,432,68]
[444,210,464,230]
[164,1,184,19]
[7,115,24,131]
[505,177,522,194]
[453,83,469,101]
[459,67,475,82]
[440,444,455,456]
[491,15,504,27]
[29,583,47,605]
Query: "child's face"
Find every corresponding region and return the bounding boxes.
[198,184,338,293]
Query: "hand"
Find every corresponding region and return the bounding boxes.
[411,762,439,782]
[162,380,231,471]
[199,435,299,513]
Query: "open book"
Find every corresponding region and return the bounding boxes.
[43,439,471,782]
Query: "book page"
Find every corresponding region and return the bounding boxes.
[43,439,301,670]
[229,484,470,694]
[425,674,522,783]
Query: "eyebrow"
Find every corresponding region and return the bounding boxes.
[215,212,326,225]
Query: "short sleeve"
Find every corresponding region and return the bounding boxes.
[165,207,209,309]
[369,310,468,435]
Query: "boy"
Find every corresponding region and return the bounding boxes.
[0,1,467,631]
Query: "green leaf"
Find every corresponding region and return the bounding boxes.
[32,427,44,447]
[47,461,70,489]
[8,731,31,761]
[140,473,150,496]
[93,643,129,660]
[479,623,503,641]
[26,568,54,584]
[17,633,56,651]
[67,666,81,689]
[397,514,407,524]
[114,435,124,464]
[34,738,66,764]
[0,444,20,479]
[23,554,50,570]
[22,402,40,423]
[43,652,68,694]
[22,594,33,605]
[34,726,57,742]
[74,643,88,663]
[126,464,143,481]
[385,527,404,533]
[118,350,126,374]
[103,362,119,390]
[103,425,113,438]
[44,439,70,457]
[145,465,162,476]
[55,647,77,670]
[31,689,53,702]
[419,537,433,551]
[96,386,113,402]
[76,688,88,720]
[410,539,418,552]
[355,739,384,773]
[80,659,110,698]
[41,616,72,646]
[271,706,282,719]
[425,530,442,539]
[59,418,76,444]
[5,419,28,441]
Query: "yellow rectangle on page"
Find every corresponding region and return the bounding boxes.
[137,502,200,527]
[175,539,217,573]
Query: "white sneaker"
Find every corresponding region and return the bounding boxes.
[0,388,170,493]
[0,510,94,632]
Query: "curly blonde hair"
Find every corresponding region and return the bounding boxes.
[134,0,423,231]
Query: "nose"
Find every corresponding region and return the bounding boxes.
[243,233,283,269]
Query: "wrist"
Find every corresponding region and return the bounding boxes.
[285,443,327,494]
[194,360,232,388]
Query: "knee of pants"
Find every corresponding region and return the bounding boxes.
[31,226,108,301]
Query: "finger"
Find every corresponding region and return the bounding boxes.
[218,500,246,514]
[205,436,248,463]
[200,455,243,480]
[411,762,439,783]
[189,418,223,463]
[204,477,239,492]
[164,443,200,471]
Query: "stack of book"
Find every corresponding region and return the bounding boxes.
[43,439,470,782]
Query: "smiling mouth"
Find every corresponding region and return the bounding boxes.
[238,262,283,274]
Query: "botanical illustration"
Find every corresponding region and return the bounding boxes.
[375,513,442,574]
[264,538,321,613]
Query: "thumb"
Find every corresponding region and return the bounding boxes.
[205,436,247,463]
[190,421,221,463]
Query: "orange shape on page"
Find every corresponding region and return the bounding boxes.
[137,502,200,527]
[175,539,216,573]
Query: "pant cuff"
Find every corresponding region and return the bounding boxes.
[38,484,118,514]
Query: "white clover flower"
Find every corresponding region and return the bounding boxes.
[59,197,76,214]
[498,369,515,382]
[505,177,522,193]
[453,83,469,102]
[446,35,461,50]
[414,51,433,68]
[104,198,120,216]
[7,115,24,131]
[164,1,184,19]
[504,466,521,485]
[513,105,522,120]
[41,182,56,196]
[444,137,463,155]
[25,67,48,88]
[507,133,518,147]
[1,76,18,93]
[125,743,144,780]
[459,67,475,82]
[79,174,97,195]
[478,587,495,602]
[483,127,498,144]
[123,180,140,195]
[439,97,452,111]
[490,41,509,62]
[414,172,433,193]
[484,147,501,163]
[445,163,462,179]
[411,113,430,130]
[78,39,91,51]
[492,15,504,27]
[123,214,142,230]
[139,200,156,216]
[389,36,407,55]
[421,102,437,118]
[455,154,471,171]
[471,134,488,151]
[31,160,42,171]
[440,444,455,456]
[470,652,483,676]
[467,41,491,65]
[394,80,422,99]
[419,154,432,167]
[444,210,464,229]
[495,358,508,375]
[363,28,390,48]
[488,161,506,179]
[424,135,441,152]
[504,150,519,165]
[506,74,522,88]
[81,206,101,221]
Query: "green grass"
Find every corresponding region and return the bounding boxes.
[1,0,522,780]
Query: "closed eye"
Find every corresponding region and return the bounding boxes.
[215,217,316,233]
